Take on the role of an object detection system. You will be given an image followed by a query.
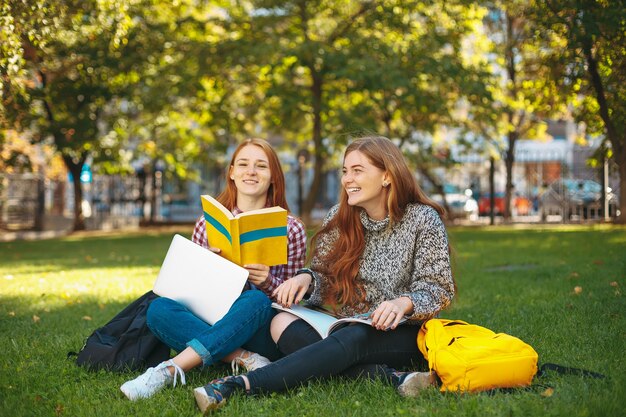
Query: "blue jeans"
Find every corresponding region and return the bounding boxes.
[146,289,280,366]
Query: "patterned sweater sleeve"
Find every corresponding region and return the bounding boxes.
[401,206,455,321]
[307,206,340,306]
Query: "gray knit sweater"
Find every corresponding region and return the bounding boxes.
[308,203,455,321]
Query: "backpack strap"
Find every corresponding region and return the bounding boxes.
[538,363,606,379]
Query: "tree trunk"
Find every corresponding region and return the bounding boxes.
[489,156,496,225]
[149,160,159,224]
[502,11,518,223]
[417,166,451,218]
[301,70,324,225]
[62,154,86,231]
[616,148,626,224]
[504,131,517,221]
[581,36,625,224]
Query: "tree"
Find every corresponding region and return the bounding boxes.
[106,3,231,222]
[334,1,490,218]
[210,0,495,221]
[204,0,386,222]
[531,0,626,223]
[479,1,562,221]
[2,0,218,229]
[2,1,142,230]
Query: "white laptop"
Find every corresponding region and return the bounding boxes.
[153,234,249,325]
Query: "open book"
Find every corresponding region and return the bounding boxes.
[271,303,407,339]
[201,195,288,266]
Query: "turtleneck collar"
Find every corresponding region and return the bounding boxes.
[359,209,389,232]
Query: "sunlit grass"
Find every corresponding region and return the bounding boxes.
[1,225,625,417]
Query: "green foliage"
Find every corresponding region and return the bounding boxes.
[4,0,625,223]
[529,0,626,223]
[531,0,626,140]
[203,0,494,217]
[1,225,625,416]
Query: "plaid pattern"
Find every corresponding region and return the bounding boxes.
[191,210,306,296]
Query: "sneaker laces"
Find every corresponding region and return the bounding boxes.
[391,370,409,387]
[163,359,187,387]
[231,353,247,375]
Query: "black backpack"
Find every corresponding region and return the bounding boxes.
[70,291,171,371]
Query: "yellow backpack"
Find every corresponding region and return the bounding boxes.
[417,319,539,393]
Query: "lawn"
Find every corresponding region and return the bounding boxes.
[0,225,625,417]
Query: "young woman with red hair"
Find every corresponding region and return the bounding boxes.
[121,138,307,400]
[194,135,456,412]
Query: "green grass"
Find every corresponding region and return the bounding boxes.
[1,225,625,417]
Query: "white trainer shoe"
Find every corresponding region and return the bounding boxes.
[120,360,186,400]
[230,352,271,374]
[397,371,436,397]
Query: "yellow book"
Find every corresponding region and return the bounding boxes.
[200,195,288,266]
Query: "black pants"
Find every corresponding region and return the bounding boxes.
[247,319,426,394]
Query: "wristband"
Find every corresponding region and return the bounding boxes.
[296,268,315,278]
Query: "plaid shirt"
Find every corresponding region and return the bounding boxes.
[191,208,307,296]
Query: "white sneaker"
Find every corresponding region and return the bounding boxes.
[397,371,436,397]
[120,360,186,400]
[230,352,271,374]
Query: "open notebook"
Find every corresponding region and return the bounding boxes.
[153,234,249,325]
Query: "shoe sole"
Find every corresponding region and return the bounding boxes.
[120,385,137,401]
[398,372,435,397]
[194,387,224,414]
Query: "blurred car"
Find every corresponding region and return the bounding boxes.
[540,178,617,219]
[432,184,478,219]
[478,192,532,216]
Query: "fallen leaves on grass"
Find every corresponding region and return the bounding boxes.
[573,286,583,295]
[541,387,554,397]
[82,316,92,321]
[8,311,15,317]
[32,315,40,323]
[592,260,604,265]
[610,281,621,296]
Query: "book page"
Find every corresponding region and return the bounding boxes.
[269,303,405,338]
[235,206,287,218]
[271,303,337,338]
[328,314,408,335]
[328,314,373,335]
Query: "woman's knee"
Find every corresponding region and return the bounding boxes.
[275,318,322,356]
[146,297,181,330]
[239,289,271,306]
[330,323,371,347]
[270,312,300,343]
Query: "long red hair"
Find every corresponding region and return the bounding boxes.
[312,136,444,309]
[216,138,290,212]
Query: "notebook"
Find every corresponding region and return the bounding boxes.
[153,234,249,325]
